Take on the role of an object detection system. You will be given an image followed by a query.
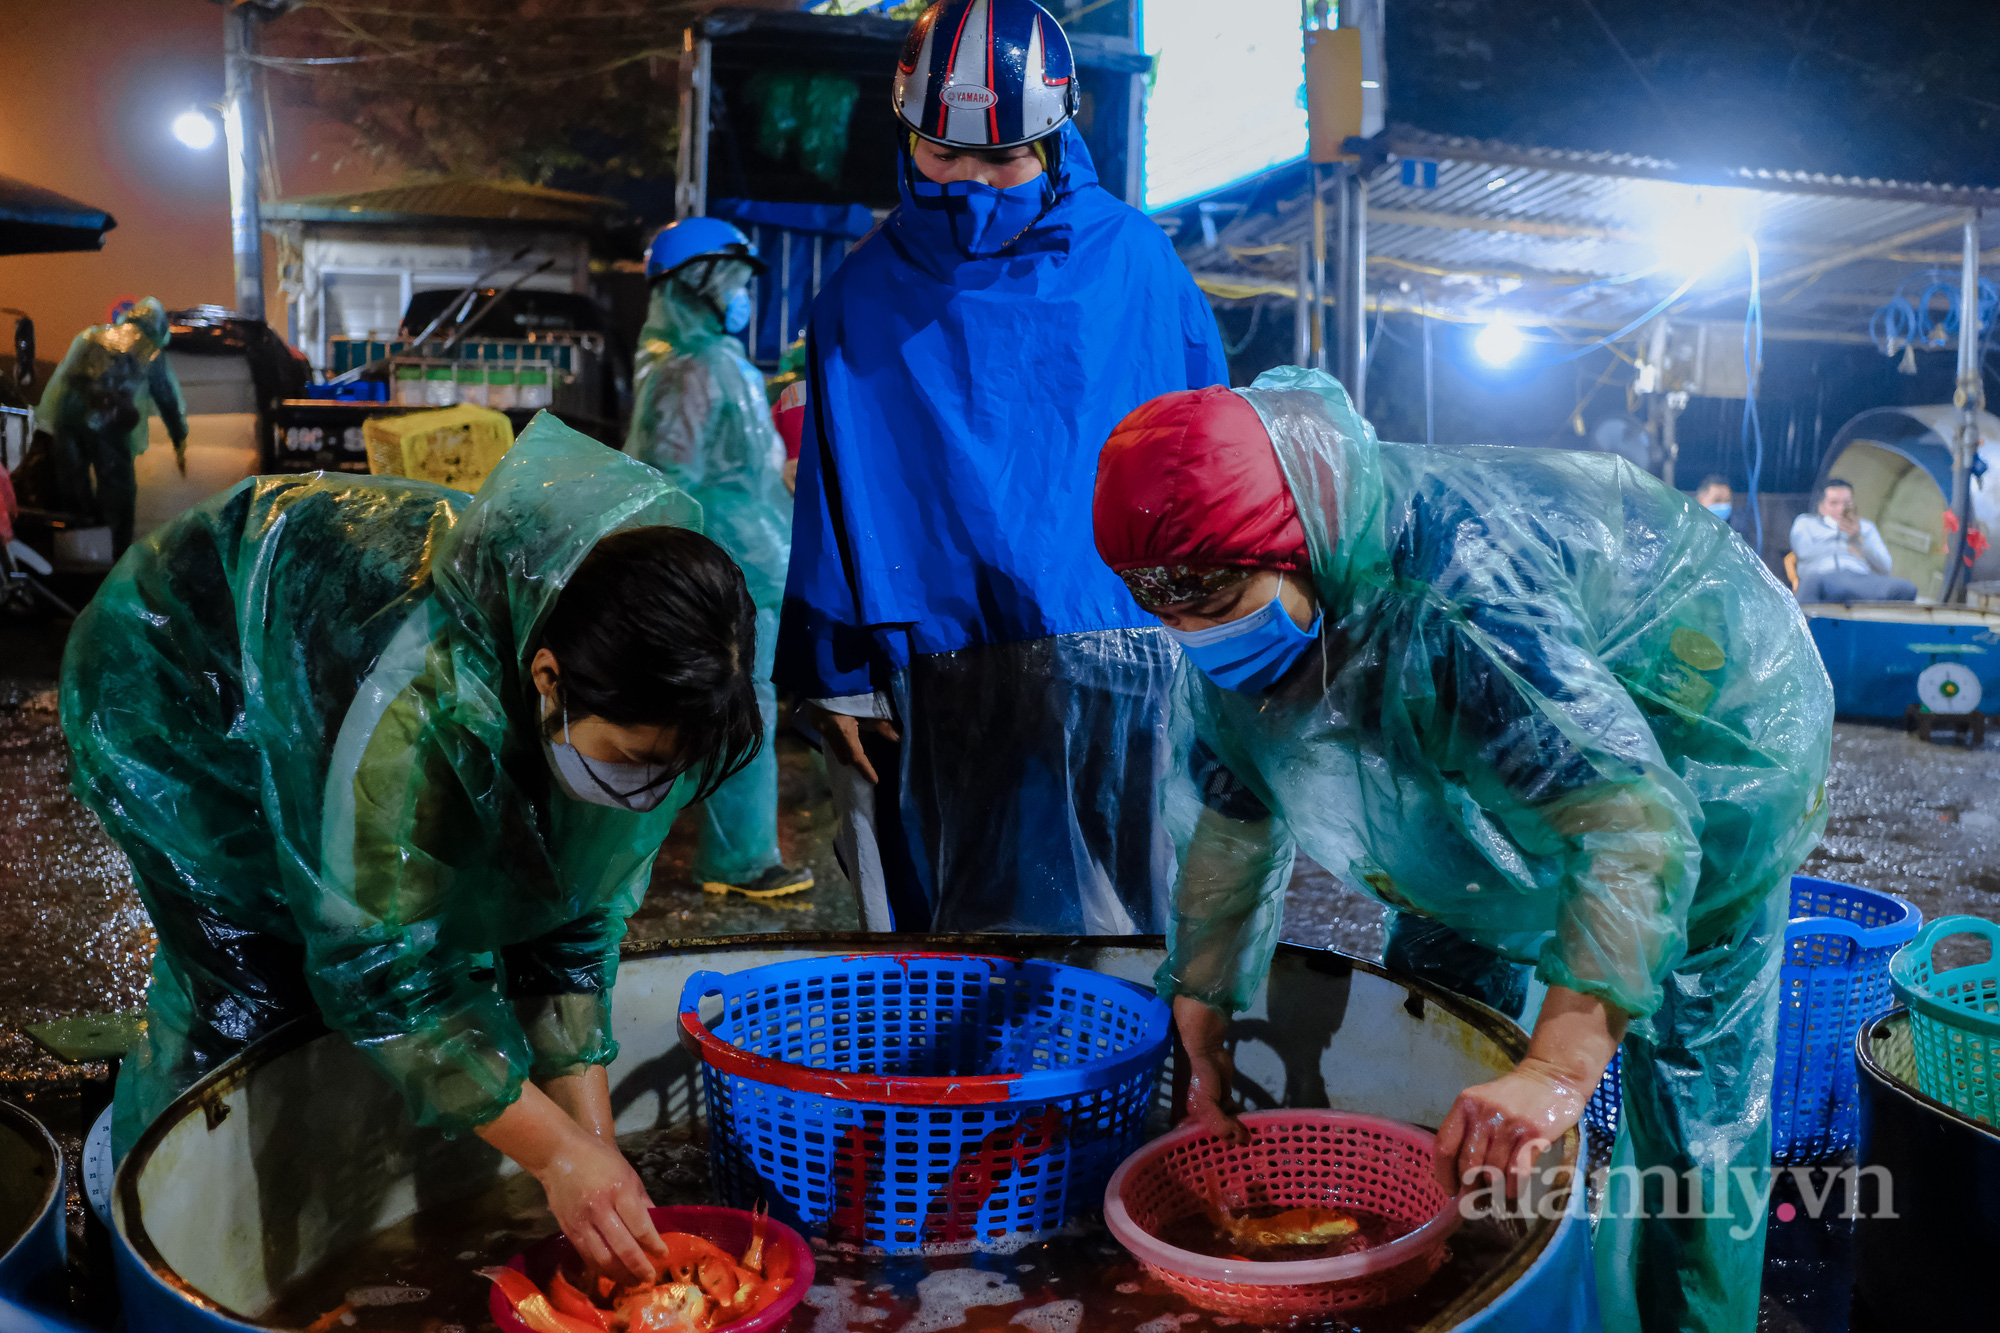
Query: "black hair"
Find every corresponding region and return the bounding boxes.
[1698,474,1731,492]
[538,526,761,803]
[1819,477,1855,502]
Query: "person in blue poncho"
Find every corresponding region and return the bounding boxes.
[776,0,1228,933]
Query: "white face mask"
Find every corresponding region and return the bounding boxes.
[541,694,679,812]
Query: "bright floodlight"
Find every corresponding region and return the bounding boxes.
[1658,190,1750,277]
[1475,319,1524,366]
[172,110,217,150]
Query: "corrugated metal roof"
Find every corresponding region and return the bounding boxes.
[264,179,622,229]
[1179,125,2000,342]
[1380,128,2000,210]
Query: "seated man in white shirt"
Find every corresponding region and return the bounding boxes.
[1789,477,1919,603]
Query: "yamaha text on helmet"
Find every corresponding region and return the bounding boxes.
[893,0,1078,151]
[643,217,768,285]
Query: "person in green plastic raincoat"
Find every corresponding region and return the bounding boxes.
[37,296,188,555]
[1091,369,1832,1333]
[623,218,811,899]
[61,414,763,1283]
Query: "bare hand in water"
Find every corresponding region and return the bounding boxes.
[1433,985,1623,1195]
[1432,1059,1585,1196]
[475,1082,667,1285]
[538,1130,666,1285]
[1174,995,1249,1143]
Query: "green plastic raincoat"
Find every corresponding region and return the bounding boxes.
[624,267,791,884]
[62,414,704,1154]
[38,297,188,553]
[1155,368,1832,1333]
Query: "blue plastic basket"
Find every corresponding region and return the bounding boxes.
[1574,874,1919,1162]
[678,953,1171,1253]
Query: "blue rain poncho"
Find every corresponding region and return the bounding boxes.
[1151,368,1833,1333]
[775,125,1226,933]
[62,415,704,1152]
[777,121,1228,694]
[625,264,792,884]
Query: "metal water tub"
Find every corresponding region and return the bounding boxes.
[113,935,1597,1331]
[0,1099,66,1309]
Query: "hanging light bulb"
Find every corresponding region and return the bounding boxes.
[1475,318,1524,366]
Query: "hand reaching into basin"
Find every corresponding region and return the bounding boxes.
[475,1079,669,1285]
[1174,996,1251,1144]
[1433,985,1625,1196]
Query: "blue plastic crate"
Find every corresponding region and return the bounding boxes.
[678,953,1170,1253]
[1576,874,1919,1162]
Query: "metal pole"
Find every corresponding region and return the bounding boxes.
[674,31,712,219]
[1333,165,1350,385]
[1948,207,1985,602]
[1662,394,1683,492]
[1310,164,1328,372]
[1422,298,1433,443]
[223,3,265,320]
[1347,169,1369,415]
[1294,241,1311,366]
[746,225,760,359]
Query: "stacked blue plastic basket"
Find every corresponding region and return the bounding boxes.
[1581,874,1920,1161]
[679,953,1171,1253]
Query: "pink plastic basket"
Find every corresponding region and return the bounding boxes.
[1103,1110,1460,1322]
[489,1204,813,1333]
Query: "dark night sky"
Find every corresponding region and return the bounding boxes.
[1385,0,2000,185]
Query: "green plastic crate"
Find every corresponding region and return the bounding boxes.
[1890,914,2000,1125]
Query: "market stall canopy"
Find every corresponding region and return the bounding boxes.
[0,174,116,256]
[1176,126,2000,346]
[262,178,622,231]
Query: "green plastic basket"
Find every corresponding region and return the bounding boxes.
[1889,914,2000,1125]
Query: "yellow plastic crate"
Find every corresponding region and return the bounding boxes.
[363,404,515,492]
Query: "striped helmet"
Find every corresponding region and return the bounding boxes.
[892,0,1078,150]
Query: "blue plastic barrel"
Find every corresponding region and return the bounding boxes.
[1455,1180,1600,1332]
[0,1101,65,1312]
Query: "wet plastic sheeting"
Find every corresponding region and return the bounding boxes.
[891,628,1180,934]
[1156,366,1832,1022]
[60,416,704,1147]
[623,269,792,609]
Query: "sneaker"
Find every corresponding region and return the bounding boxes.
[700,864,816,900]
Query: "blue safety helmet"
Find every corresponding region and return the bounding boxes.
[643,217,767,284]
[892,0,1078,150]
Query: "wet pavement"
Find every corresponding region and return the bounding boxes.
[7,612,2000,1329]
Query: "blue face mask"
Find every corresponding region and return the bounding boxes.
[907,173,1053,260]
[723,288,752,335]
[1705,501,1733,520]
[1166,590,1322,693]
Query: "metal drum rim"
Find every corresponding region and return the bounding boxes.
[1855,1004,2000,1144]
[0,1097,62,1269]
[113,931,1578,1330]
